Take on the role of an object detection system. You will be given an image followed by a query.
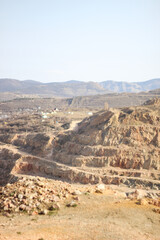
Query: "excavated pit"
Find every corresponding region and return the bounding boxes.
[0,98,160,189]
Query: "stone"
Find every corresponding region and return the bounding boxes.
[95,184,105,194]
[72,196,79,201]
[126,189,147,200]
[134,189,147,199]
[15,207,20,213]
[137,198,148,206]
[31,211,38,215]
[3,206,9,211]
[48,203,60,211]
[0,176,76,216]
[148,199,160,207]
[114,191,127,199]
[18,194,23,200]
[39,209,48,215]
[19,204,27,211]
[66,201,77,207]
[153,208,160,214]
[72,190,82,195]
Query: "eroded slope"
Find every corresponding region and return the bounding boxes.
[0,99,160,189]
[52,98,160,187]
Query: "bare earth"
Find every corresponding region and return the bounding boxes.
[0,186,160,240]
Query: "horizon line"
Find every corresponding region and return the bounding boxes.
[0,77,160,84]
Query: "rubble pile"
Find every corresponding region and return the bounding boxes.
[0,176,74,215]
[125,189,160,202]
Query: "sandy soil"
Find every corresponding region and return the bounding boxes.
[0,187,160,240]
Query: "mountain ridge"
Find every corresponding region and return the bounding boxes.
[0,78,160,97]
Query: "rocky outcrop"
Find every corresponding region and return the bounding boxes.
[51,99,160,187]
[0,99,160,189]
[0,133,54,156]
[0,148,21,186]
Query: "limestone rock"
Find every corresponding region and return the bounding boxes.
[72,190,82,195]
[0,176,74,215]
[66,201,77,207]
[95,184,105,193]
[137,198,148,206]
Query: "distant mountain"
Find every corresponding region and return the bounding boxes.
[135,79,160,91]
[99,79,160,93]
[0,79,41,92]
[0,78,160,97]
[0,79,107,97]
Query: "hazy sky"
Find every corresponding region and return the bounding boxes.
[0,0,160,83]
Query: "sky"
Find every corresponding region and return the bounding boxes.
[0,0,160,83]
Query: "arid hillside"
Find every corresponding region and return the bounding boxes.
[0,98,160,240]
[52,98,160,187]
[0,98,159,189]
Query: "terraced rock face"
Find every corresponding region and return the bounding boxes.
[51,98,160,187]
[0,99,160,189]
[0,148,20,185]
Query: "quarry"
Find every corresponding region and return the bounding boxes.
[0,97,160,240]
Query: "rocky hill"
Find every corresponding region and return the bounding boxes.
[0,99,159,190]
[0,78,160,97]
[51,98,160,187]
